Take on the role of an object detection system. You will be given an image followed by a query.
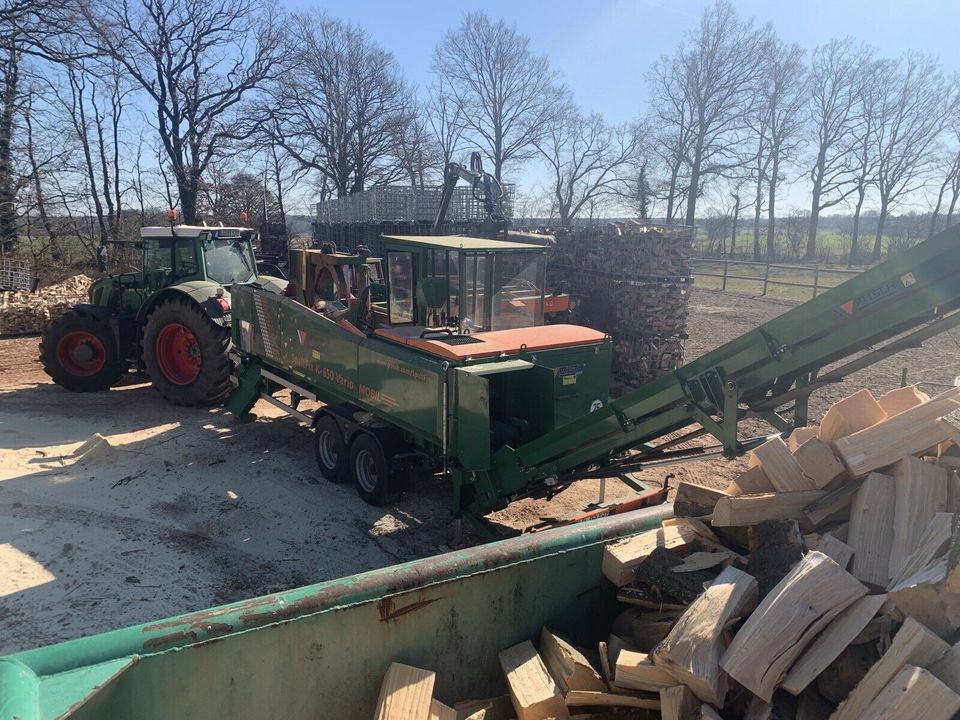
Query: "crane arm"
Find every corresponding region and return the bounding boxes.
[433,152,505,233]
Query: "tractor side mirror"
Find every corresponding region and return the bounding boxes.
[97,245,107,273]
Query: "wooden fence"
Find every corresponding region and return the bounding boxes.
[691,258,861,299]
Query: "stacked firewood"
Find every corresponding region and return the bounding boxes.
[0,275,92,335]
[374,384,960,719]
[548,224,694,389]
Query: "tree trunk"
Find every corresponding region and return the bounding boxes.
[730,194,740,257]
[766,155,780,261]
[71,74,109,248]
[179,175,199,224]
[849,186,866,266]
[929,176,950,238]
[271,155,287,238]
[684,141,702,226]
[805,157,825,261]
[947,187,960,229]
[872,199,888,262]
[665,160,681,223]
[0,39,19,253]
[24,99,60,259]
[752,173,763,261]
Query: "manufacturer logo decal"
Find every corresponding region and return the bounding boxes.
[835,278,902,317]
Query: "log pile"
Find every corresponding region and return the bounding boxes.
[548,224,694,390]
[0,275,93,335]
[373,383,960,719]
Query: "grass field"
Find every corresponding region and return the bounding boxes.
[695,229,888,265]
[691,259,861,302]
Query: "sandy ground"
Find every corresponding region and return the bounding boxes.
[2,286,959,654]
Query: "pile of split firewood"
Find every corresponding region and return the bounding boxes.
[548,224,694,389]
[0,274,92,335]
[373,383,960,719]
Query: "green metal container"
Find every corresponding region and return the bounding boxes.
[0,505,672,720]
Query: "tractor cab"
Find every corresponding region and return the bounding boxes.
[373,235,559,335]
[88,225,262,315]
[140,226,258,291]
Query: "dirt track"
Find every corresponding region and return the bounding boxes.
[1,286,958,654]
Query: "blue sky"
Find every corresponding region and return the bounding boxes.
[282,0,960,213]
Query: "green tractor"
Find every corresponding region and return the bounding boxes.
[40,224,283,406]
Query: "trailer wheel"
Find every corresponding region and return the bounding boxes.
[349,433,394,505]
[314,415,347,483]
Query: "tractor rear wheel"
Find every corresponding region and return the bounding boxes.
[349,433,395,505]
[143,297,231,406]
[314,414,347,483]
[40,310,122,392]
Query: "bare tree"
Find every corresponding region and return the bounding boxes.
[433,11,562,181]
[870,52,955,261]
[805,39,873,259]
[201,170,279,226]
[77,0,284,223]
[927,138,960,237]
[746,101,771,260]
[396,101,437,189]
[535,105,638,226]
[426,77,464,171]
[667,1,767,225]
[0,22,23,250]
[44,57,128,247]
[647,54,694,223]
[265,12,411,197]
[848,59,887,265]
[762,39,806,259]
[945,134,960,230]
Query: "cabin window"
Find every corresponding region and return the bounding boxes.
[462,253,489,332]
[387,251,415,324]
[491,252,546,330]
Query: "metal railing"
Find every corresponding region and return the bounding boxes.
[0,258,37,292]
[691,258,861,299]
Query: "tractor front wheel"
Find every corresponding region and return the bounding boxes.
[143,297,231,406]
[40,310,122,392]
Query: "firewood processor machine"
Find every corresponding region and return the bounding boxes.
[225,227,960,534]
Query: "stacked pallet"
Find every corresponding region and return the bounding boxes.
[374,383,960,719]
[0,274,92,335]
[548,224,694,389]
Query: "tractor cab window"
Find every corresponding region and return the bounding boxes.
[425,249,459,326]
[202,235,256,286]
[174,239,198,276]
[461,253,488,332]
[490,252,546,330]
[387,251,414,324]
[144,237,198,285]
[144,239,170,281]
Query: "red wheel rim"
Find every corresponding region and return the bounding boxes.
[56,331,107,377]
[155,323,201,385]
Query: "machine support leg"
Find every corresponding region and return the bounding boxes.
[224,362,262,418]
[793,374,811,427]
[721,381,741,459]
